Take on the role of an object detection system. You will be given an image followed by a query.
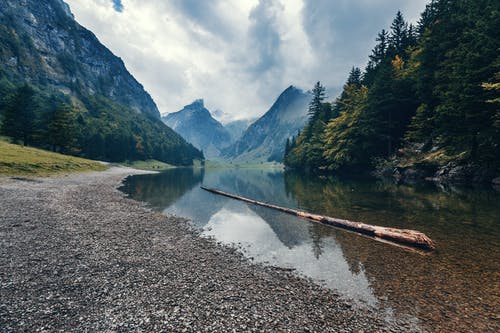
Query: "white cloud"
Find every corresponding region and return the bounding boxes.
[65,0,428,121]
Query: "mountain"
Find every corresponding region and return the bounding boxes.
[0,0,158,118]
[162,99,232,158]
[210,109,232,125]
[0,0,202,165]
[224,118,255,142]
[224,86,311,163]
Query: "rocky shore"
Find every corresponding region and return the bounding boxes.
[0,167,421,332]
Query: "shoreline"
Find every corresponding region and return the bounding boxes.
[0,167,422,332]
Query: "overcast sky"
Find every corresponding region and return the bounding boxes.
[65,0,428,122]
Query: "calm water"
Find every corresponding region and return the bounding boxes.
[120,168,500,332]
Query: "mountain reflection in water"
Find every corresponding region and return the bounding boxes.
[120,168,500,333]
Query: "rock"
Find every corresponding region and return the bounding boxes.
[0,0,160,119]
[432,162,495,184]
[400,167,427,183]
[0,166,419,332]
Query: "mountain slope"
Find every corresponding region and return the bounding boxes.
[224,86,311,162]
[162,99,232,158]
[0,0,159,118]
[224,118,255,142]
[0,0,202,165]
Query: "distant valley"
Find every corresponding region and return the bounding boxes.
[162,86,311,163]
[224,86,311,163]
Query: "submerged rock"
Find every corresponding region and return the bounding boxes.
[431,162,495,184]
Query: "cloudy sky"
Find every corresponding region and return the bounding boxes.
[65,0,428,122]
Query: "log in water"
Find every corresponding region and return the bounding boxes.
[201,186,435,251]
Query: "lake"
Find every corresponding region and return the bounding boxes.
[120,167,499,332]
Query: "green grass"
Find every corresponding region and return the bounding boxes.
[120,159,175,171]
[0,140,107,177]
[204,159,284,169]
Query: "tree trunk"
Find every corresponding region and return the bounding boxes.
[201,187,435,251]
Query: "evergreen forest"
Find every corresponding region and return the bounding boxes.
[285,0,499,180]
[0,78,203,165]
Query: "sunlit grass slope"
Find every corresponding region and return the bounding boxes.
[0,140,107,176]
[120,159,174,171]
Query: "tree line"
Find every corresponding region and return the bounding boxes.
[0,79,203,165]
[1,84,77,153]
[285,0,499,175]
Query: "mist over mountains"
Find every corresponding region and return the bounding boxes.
[162,100,232,159]
[162,86,311,163]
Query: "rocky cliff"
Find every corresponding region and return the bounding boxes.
[224,86,311,163]
[162,99,232,158]
[0,0,159,118]
[0,0,203,165]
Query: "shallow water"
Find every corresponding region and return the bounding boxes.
[120,168,500,332]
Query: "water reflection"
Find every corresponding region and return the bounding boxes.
[203,201,378,306]
[121,168,378,306]
[119,168,204,210]
[121,168,500,332]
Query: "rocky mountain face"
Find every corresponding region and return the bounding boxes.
[224,86,311,163]
[0,0,203,165]
[162,100,232,158]
[224,118,255,142]
[0,0,159,118]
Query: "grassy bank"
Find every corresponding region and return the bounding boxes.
[205,160,284,170]
[0,140,107,177]
[120,159,174,171]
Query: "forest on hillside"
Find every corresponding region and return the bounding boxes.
[0,79,203,165]
[285,0,499,181]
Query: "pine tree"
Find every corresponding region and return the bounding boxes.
[284,138,291,156]
[365,29,391,86]
[0,84,36,146]
[346,67,362,88]
[308,81,326,120]
[417,0,440,35]
[368,29,389,67]
[388,11,408,56]
[323,85,371,171]
[47,103,78,153]
[410,0,499,162]
[405,24,418,48]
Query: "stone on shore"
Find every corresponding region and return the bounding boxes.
[0,167,421,332]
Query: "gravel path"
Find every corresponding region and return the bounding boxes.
[0,167,422,332]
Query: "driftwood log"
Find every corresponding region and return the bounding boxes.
[201,186,435,251]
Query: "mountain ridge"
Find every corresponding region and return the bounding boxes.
[224,85,311,163]
[162,99,232,159]
[0,0,203,165]
[0,0,161,118]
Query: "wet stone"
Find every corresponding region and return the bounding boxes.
[0,167,422,332]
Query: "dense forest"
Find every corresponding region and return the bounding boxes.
[285,0,499,181]
[0,77,203,165]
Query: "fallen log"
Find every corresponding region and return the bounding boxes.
[201,186,435,251]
